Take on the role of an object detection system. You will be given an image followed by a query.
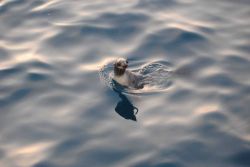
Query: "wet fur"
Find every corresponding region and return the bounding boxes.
[113,58,144,89]
[114,66,126,76]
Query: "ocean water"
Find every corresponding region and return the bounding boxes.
[0,0,250,167]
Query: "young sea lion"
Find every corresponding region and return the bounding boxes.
[113,58,144,89]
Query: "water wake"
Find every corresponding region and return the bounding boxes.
[99,61,173,94]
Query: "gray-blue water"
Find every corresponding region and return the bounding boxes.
[1,0,250,167]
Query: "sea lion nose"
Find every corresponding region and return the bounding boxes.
[124,64,128,68]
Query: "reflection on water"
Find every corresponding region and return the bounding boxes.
[0,0,250,167]
[114,88,138,121]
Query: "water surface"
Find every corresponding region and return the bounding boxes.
[0,0,250,167]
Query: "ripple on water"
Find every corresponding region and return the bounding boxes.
[0,66,23,79]
[0,48,9,60]
[203,111,228,122]
[45,24,140,53]
[0,0,26,14]
[168,88,192,102]
[135,0,177,10]
[175,56,215,77]
[26,72,50,82]
[25,60,53,70]
[220,55,250,83]
[80,25,139,41]
[229,150,250,167]
[200,73,240,88]
[131,27,208,57]
[0,87,32,108]
[88,12,151,26]
[0,59,52,78]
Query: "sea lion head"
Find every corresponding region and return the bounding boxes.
[114,58,128,76]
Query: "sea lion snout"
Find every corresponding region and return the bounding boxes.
[114,58,128,70]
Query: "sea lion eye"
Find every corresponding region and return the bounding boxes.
[117,62,121,66]
[126,60,128,64]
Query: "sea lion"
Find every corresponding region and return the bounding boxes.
[113,58,144,89]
